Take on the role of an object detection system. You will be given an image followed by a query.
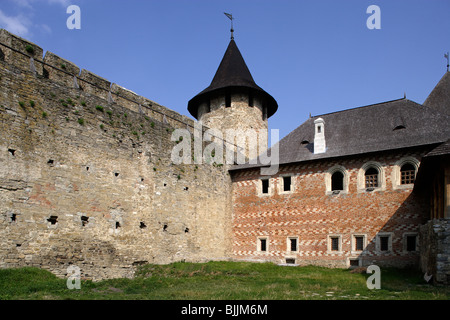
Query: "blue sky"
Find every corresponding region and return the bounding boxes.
[1,0,449,139]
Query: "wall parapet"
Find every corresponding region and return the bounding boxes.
[0,28,194,131]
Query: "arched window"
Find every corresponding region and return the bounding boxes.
[365,167,379,188]
[331,171,344,191]
[400,163,416,185]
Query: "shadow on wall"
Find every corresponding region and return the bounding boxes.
[355,190,429,271]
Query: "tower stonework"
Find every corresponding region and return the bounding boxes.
[188,40,278,159]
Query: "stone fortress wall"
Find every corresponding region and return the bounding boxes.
[0,29,233,281]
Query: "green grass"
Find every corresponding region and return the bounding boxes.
[0,262,449,300]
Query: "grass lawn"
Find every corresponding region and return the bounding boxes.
[0,261,449,300]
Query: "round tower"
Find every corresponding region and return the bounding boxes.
[188,38,278,159]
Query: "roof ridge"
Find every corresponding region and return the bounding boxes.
[311,97,409,118]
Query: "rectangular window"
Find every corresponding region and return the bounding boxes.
[331,237,339,251]
[380,236,389,251]
[406,235,417,252]
[283,176,292,192]
[401,170,415,185]
[289,238,297,252]
[365,174,378,188]
[262,179,269,194]
[355,236,364,251]
[258,238,268,252]
[349,259,359,267]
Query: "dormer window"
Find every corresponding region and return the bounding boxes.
[393,125,406,131]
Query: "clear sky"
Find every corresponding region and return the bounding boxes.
[1,0,449,139]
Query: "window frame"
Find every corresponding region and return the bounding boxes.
[403,232,419,253]
[325,165,349,195]
[358,161,385,192]
[351,233,367,254]
[327,234,343,254]
[376,232,393,253]
[257,236,269,253]
[392,157,420,190]
[278,174,295,195]
[287,236,299,253]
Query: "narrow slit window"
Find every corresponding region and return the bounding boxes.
[225,92,231,108]
[290,238,297,252]
[261,179,269,194]
[259,238,267,252]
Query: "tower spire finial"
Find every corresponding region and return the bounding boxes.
[445,52,449,72]
[224,12,234,40]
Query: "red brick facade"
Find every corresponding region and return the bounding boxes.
[231,148,430,268]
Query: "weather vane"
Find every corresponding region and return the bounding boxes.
[445,52,449,72]
[224,12,234,40]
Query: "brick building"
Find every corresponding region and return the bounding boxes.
[191,37,450,276]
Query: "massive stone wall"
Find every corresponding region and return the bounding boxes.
[0,29,232,281]
[420,219,450,285]
[230,149,430,268]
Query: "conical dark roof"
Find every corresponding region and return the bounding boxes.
[423,71,450,116]
[188,39,278,119]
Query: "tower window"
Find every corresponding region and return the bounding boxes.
[248,91,254,107]
[365,167,379,188]
[400,163,416,185]
[331,171,344,191]
[225,92,231,108]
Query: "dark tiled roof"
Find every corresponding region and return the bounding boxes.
[188,40,278,119]
[230,98,450,170]
[423,71,450,116]
[424,139,450,157]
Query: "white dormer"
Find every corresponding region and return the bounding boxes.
[314,118,326,154]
